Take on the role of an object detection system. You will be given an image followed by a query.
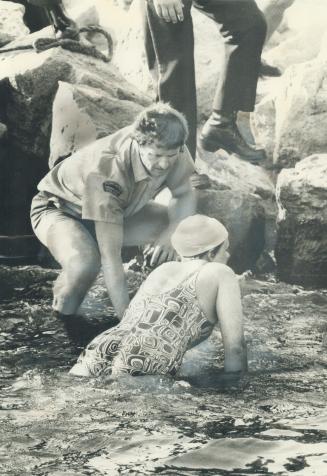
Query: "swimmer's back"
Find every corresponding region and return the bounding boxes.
[140,260,234,324]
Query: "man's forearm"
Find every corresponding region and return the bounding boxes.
[168,189,196,229]
[102,259,130,320]
[95,221,129,320]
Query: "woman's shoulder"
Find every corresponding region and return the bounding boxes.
[198,262,236,279]
[141,261,195,293]
[145,261,184,283]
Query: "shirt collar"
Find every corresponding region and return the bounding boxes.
[130,139,152,182]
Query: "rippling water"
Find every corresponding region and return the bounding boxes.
[1,266,327,475]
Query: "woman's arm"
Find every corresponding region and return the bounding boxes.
[215,265,248,373]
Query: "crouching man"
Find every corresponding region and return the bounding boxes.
[30,103,196,321]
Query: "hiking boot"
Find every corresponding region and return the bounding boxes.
[200,119,266,164]
[260,59,282,77]
[48,3,79,40]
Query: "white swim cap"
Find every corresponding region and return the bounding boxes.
[171,214,228,257]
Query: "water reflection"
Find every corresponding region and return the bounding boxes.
[1,267,327,475]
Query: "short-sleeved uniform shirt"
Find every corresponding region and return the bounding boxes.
[37,126,195,225]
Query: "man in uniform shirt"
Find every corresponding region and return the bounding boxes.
[30,103,196,322]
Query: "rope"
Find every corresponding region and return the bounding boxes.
[0,25,113,63]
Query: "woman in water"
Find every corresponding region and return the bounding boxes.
[70,214,247,377]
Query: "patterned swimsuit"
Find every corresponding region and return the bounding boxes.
[73,267,215,377]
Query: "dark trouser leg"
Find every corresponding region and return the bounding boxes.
[140,0,197,160]
[28,0,78,38]
[194,0,267,113]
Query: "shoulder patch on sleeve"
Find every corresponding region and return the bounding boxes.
[102,180,123,197]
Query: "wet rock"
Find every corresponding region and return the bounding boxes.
[0,42,148,162]
[196,188,266,273]
[49,80,148,167]
[251,94,276,164]
[0,42,150,242]
[0,1,29,46]
[196,153,275,199]
[156,179,266,274]
[254,39,327,169]
[263,0,327,71]
[196,153,277,262]
[257,0,295,44]
[275,154,327,287]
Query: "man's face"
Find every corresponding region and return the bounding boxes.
[139,141,182,177]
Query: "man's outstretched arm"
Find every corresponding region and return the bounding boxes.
[95,221,129,320]
[150,178,196,266]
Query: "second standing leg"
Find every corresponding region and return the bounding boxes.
[140,0,197,160]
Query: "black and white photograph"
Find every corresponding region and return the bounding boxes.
[0,0,326,474]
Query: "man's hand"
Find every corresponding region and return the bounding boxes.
[144,239,178,267]
[153,0,184,23]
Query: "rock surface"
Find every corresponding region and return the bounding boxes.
[254,37,327,169]
[0,0,29,46]
[0,43,150,239]
[276,154,327,286]
[49,79,149,168]
[1,264,327,475]
[196,152,277,265]
[263,0,327,71]
[196,188,266,273]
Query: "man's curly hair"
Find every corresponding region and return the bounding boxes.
[132,102,189,149]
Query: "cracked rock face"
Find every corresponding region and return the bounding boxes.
[0,44,150,244]
[0,1,29,47]
[276,154,327,286]
[254,35,327,170]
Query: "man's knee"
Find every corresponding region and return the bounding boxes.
[65,250,101,284]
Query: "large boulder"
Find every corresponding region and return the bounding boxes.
[157,154,270,273]
[0,1,29,46]
[263,0,327,71]
[253,36,327,169]
[196,188,266,273]
[49,80,149,167]
[0,38,150,257]
[197,151,277,261]
[275,154,327,287]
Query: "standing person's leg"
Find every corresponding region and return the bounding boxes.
[196,0,267,161]
[48,220,101,315]
[31,196,101,316]
[140,0,197,160]
[27,0,78,39]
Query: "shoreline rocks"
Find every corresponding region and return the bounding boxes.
[276,154,327,287]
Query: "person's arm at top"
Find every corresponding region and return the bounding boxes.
[95,221,129,320]
[150,177,196,266]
